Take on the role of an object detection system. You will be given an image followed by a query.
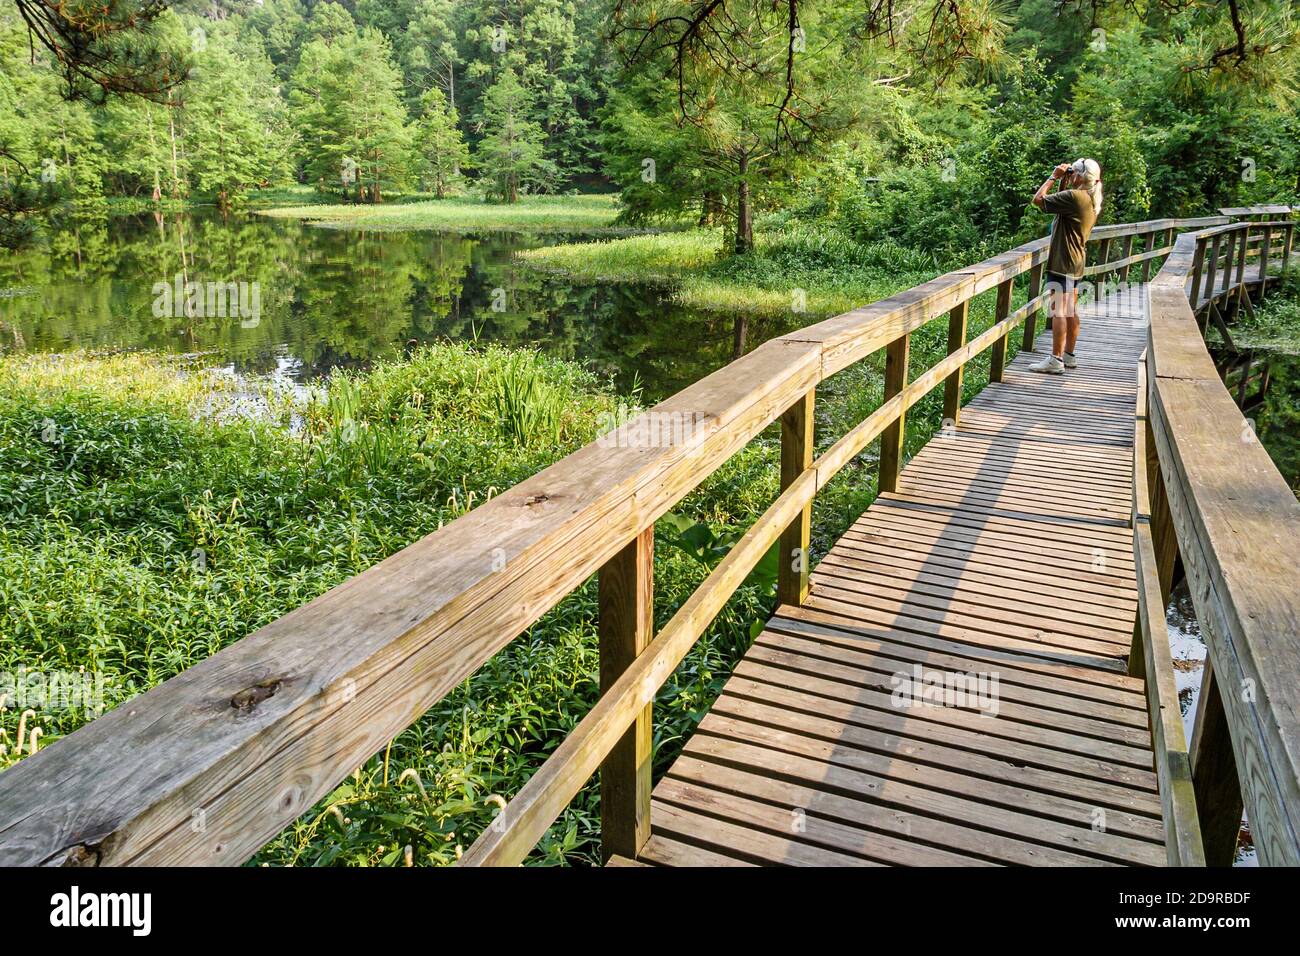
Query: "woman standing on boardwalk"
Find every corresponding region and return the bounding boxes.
[1029,158,1103,374]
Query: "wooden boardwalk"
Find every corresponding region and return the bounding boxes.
[637,286,1169,866]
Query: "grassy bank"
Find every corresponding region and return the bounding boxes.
[258,193,625,234]
[0,307,1016,863]
[517,226,942,318]
[1235,273,1300,352]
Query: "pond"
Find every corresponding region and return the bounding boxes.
[0,209,803,403]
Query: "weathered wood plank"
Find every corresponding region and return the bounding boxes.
[1147,228,1300,866]
[1134,520,1206,866]
[943,300,969,426]
[989,279,1013,383]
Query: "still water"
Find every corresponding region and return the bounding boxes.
[0,209,799,402]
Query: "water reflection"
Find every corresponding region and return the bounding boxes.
[0,210,803,401]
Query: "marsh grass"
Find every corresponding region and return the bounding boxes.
[258,193,626,234]
[492,353,568,446]
[1236,273,1300,352]
[517,226,941,318]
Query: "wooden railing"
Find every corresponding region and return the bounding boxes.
[0,210,1283,868]
[1132,204,1300,867]
[1187,216,1295,352]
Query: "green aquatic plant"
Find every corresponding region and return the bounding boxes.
[492,353,566,446]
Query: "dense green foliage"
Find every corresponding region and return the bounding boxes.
[1,0,612,223]
[3,0,1297,242]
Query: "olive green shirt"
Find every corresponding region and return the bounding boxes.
[1042,188,1097,278]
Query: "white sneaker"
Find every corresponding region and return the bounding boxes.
[1029,355,1065,375]
[1062,352,1078,369]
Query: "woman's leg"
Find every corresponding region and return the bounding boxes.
[1031,276,1068,372]
[1050,285,1068,357]
[1065,287,1081,355]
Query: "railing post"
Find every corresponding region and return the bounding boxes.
[1259,223,1272,296]
[1221,230,1240,319]
[1236,224,1249,288]
[989,279,1012,383]
[1190,238,1207,310]
[1140,231,1153,283]
[943,300,969,426]
[777,389,815,608]
[1206,234,1222,306]
[1022,262,1044,351]
[878,332,910,494]
[1189,661,1245,867]
[1118,233,1135,284]
[598,527,654,863]
[1283,222,1294,286]
[1234,225,1253,319]
[1096,237,1113,287]
[1129,387,1180,679]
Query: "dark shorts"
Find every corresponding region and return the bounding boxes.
[1044,271,1079,294]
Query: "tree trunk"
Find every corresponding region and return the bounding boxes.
[145,105,162,202]
[698,191,721,227]
[734,156,753,255]
[166,93,182,199]
[732,315,749,359]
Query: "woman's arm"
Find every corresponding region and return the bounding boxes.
[1032,163,1072,208]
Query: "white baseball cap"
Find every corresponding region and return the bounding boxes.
[1070,158,1101,184]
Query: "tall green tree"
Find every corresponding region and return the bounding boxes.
[459,0,599,183]
[186,32,293,210]
[415,87,469,198]
[609,0,886,253]
[290,28,413,201]
[475,68,554,203]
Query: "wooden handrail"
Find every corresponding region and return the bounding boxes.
[1218,205,1293,220]
[1185,219,1295,326]
[1129,352,1205,867]
[1138,216,1300,866]
[0,212,1259,867]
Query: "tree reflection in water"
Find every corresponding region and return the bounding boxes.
[0,210,807,401]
